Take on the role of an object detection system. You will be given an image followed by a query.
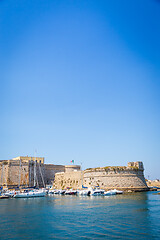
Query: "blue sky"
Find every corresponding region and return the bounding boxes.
[1,0,160,179]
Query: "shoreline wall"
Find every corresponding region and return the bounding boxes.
[0,157,148,191]
[53,162,148,191]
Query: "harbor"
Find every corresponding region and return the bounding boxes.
[0,191,160,240]
[1,0,160,239]
[0,155,155,200]
[0,186,123,199]
[0,156,149,192]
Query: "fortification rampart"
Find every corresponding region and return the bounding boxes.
[53,162,148,191]
[53,171,83,189]
[83,169,147,191]
[0,156,81,188]
[64,165,81,173]
[0,157,148,191]
[0,158,45,188]
[44,164,65,185]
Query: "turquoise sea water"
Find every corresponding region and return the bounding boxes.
[0,192,160,240]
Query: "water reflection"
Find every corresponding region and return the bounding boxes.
[0,192,160,239]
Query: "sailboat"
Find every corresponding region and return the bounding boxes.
[14,189,46,198]
[14,155,46,198]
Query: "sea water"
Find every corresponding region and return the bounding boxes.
[0,191,160,240]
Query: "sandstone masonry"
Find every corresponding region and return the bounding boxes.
[53,162,148,191]
[0,156,81,188]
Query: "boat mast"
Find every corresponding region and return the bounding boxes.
[5,163,7,187]
[81,162,83,189]
[29,157,32,187]
[38,162,45,188]
[18,159,22,187]
[34,150,39,188]
[1,163,3,185]
[34,156,36,187]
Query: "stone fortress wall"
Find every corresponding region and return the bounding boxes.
[53,162,148,191]
[44,163,80,185]
[45,164,65,185]
[83,162,148,191]
[0,156,148,191]
[53,171,83,190]
[0,156,81,188]
[0,157,45,188]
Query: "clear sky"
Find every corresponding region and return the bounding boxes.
[1,0,160,179]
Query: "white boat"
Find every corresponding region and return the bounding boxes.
[4,190,18,197]
[103,189,123,196]
[65,189,77,195]
[112,189,123,194]
[77,189,91,196]
[54,189,66,195]
[48,189,56,194]
[91,188,105,196]
[0,195,10,199]
[104,190,117,196]
[14,189,46,198]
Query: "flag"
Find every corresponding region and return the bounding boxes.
[71,160,74,164]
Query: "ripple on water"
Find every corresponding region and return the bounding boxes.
[0,192,160,239]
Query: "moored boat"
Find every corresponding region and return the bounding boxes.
[48,189,56,194]
[112,189,123,194]
[65,189,77,195]
[91,188,105,196]
[77,189,91,196]
[54,189,66,195]
[14,189,46,198]
[4,190,17,197]
[104,190,116,196]
[0,195,10,199]
[104,189,123,196]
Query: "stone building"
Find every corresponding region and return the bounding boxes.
[0,156,148,191]
[53,169,83,189]
[0,156,81,188]
[45,164,65,185]
[53,162,148,191]
[45,164,80,185]
[0,156,45,188]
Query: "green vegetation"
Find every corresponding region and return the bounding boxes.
[129,166,139,170]
[85,165,139,172]
[104,166,127,171]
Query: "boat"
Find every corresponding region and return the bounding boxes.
[77,189,91,196]
[112,189,123,194]
[91,188,105,196]
[104,190,117,196]
[65,189,77,195]
[14,189,46,198]
[54,189,66,195]
[48,189,56,194]
[4,190,17,197]
[0,195,10,199]
[103,189,123,196]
